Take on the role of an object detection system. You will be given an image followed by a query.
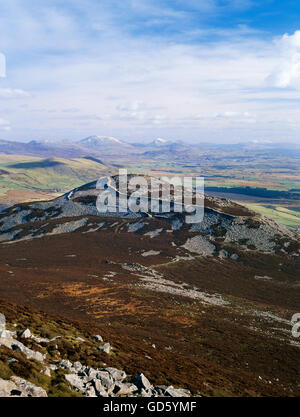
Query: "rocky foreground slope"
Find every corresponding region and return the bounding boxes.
[0,310,190,397]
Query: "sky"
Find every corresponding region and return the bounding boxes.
[1,0,300,144]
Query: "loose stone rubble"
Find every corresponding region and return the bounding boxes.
[0,313,191,397]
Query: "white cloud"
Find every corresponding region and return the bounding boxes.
[116,101,145,111]
[0,53,6,77]
[0,88,30,99]
[0,118,11,130]
[215,111,252,119]
[0,1,299,142]
[267,31,300,89]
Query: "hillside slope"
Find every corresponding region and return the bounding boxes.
[0,176,299,396]
[0,155,112,209]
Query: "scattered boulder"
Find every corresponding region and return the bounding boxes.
[231,253,239,261]
[58,359,73,371]
[98,343,112,354]
[40,367,51,377]
[94,335,103,342]
[76,337,85,342]
[21,329,31,339]
[0,335,46,363]
[32,335,50,344]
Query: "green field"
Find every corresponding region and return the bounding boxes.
[244,204,300,230]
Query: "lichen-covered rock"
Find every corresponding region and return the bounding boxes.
[10,376,48,397]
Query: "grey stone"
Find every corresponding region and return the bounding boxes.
[8,357,18,364]
[106,367,126,382]
[7,339,46,362]
[231,253,239,260]
[40,367,51,377]
[76,337,85,342]
[165,386,191,397]
[154,385,168,396]
[114,382,138,396]
[0,378,18,396]
[85,384,97,397]
[95,371,115,394]
[98,343,112,354]
[140,388,151,397]
[93,380,109,397]
[11,376,48,397]
[132,373,153,391]
[0,329,13,338]
[73,361,83,371]
[21,329,31,339]
[32,335,50,344]
[59,359,73,370]
[94,335,103,342]
[65,374,85,392]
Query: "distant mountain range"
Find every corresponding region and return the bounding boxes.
[1,136,300,160]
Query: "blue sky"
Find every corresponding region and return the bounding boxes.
[1,0,300,143]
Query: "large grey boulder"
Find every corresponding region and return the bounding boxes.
[0,329,14,338]
[11,376,48,397]
[0,378,18,397]
[106,367,126,382]
[93,380,109,397]
[132,373,153,392]
[95,371,115,394]
[0,335,46,362]
[85,384,97,397]
[11,340,46,362]
[65,374,85,393]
